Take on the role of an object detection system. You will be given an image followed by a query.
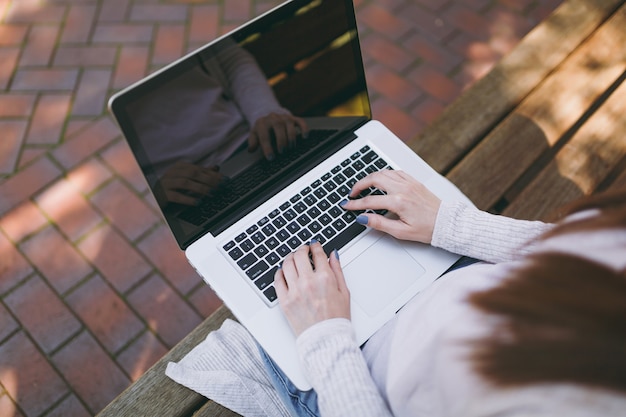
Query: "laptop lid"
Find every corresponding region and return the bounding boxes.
[108,0,371,249]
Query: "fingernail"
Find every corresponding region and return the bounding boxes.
[267,154,275,161]
[356,214,368,225]
[333,249,340,260]
[310,239,318,245]
[339,199,348,207]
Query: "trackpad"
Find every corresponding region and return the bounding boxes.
[344,236,425,317]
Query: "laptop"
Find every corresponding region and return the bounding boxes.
[108,0,472,390]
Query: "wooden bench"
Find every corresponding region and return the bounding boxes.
[97,0,626,415]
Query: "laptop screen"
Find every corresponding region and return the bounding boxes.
[109,0,371,249]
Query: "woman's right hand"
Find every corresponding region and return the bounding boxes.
[340,170,441,244]
[157,161,223,206]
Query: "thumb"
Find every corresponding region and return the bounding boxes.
[329,249,349,294]
[357,213,407,240]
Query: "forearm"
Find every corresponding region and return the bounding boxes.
[431,201,553,263]
[297,319,392,417]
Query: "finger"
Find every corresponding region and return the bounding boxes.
[164,190,199,206]
[293,116,309,138]
[280,252,298,282]
[254,118,276,160]
[283,118,299,150]
[272,118,290,154]
[309,241,328,270]
[274,267,288,296]
[328,249,349,294]
[349,170,399,197]
[355,212,409,240]
[292,245,313,274]
[162,177,212,196]
[341,194,395,212]
[247,131,259,152]
[195,169,223,188]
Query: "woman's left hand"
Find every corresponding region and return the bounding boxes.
[274,242,351,337]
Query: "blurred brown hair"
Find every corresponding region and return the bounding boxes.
[468,188,626,393]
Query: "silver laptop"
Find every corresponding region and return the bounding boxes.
[108,0,472,390]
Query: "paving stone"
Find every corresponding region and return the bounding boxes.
[52,331,130,414]
[0,155,63,216]
[4,275,82,353]
[0,302,19,342]
[66,274,144,354]
[44,394,91,417]
[65,158,114,195]
[0,47,19,90]
[18,24,59,67]
[52,116,121,170]
[115,330,168,381]
[60,4,97,44]
[112,45,150,90]
[25,94,71,145]
[0,120,27,175]
[0,231,33,295]
[126,273,202,348]
[0,200,48,243]
[0,331,68,417]
[137,224,201,295]
[11,68,80,92]
[19,225,92,295]
[77,224,152,293]
[71,69,112,117]
[90,178,160,241]
[35,177,103,242]
[0,393,23,417]
[0,93,36,117]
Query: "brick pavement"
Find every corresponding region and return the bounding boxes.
[0,0,563,415]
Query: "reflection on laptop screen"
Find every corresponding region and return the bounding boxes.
[109,0,371,249]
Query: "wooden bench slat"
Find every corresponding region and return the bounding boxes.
[503,73,626,220]
[446,2,626,211]
[408,0,624,174]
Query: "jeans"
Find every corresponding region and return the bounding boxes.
[258,345,320,417]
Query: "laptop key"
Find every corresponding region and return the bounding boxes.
[332,219,346,231]
[266,236,280,249]
[284,209,296,221]
[322,222,367,257]
[228,247,244,261]
[254,267,277,290]
[266,252,280,265]
[276,244,291,257]
[287,236,300,249]
[237,253,258,270]
[240,239,254,252]
[297,229,312,241]
[276,229,290,241]
[254,245,269,257]
[322,226,336,239]
[246,260,269,280]
[263,286,277,302]
[310,221,322,233]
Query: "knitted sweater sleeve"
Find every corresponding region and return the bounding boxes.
[431,201,553,263]
[297,318,393,417]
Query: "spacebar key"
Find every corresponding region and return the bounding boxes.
[322,222,366,257]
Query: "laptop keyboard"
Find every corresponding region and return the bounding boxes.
[221,145,391,305]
